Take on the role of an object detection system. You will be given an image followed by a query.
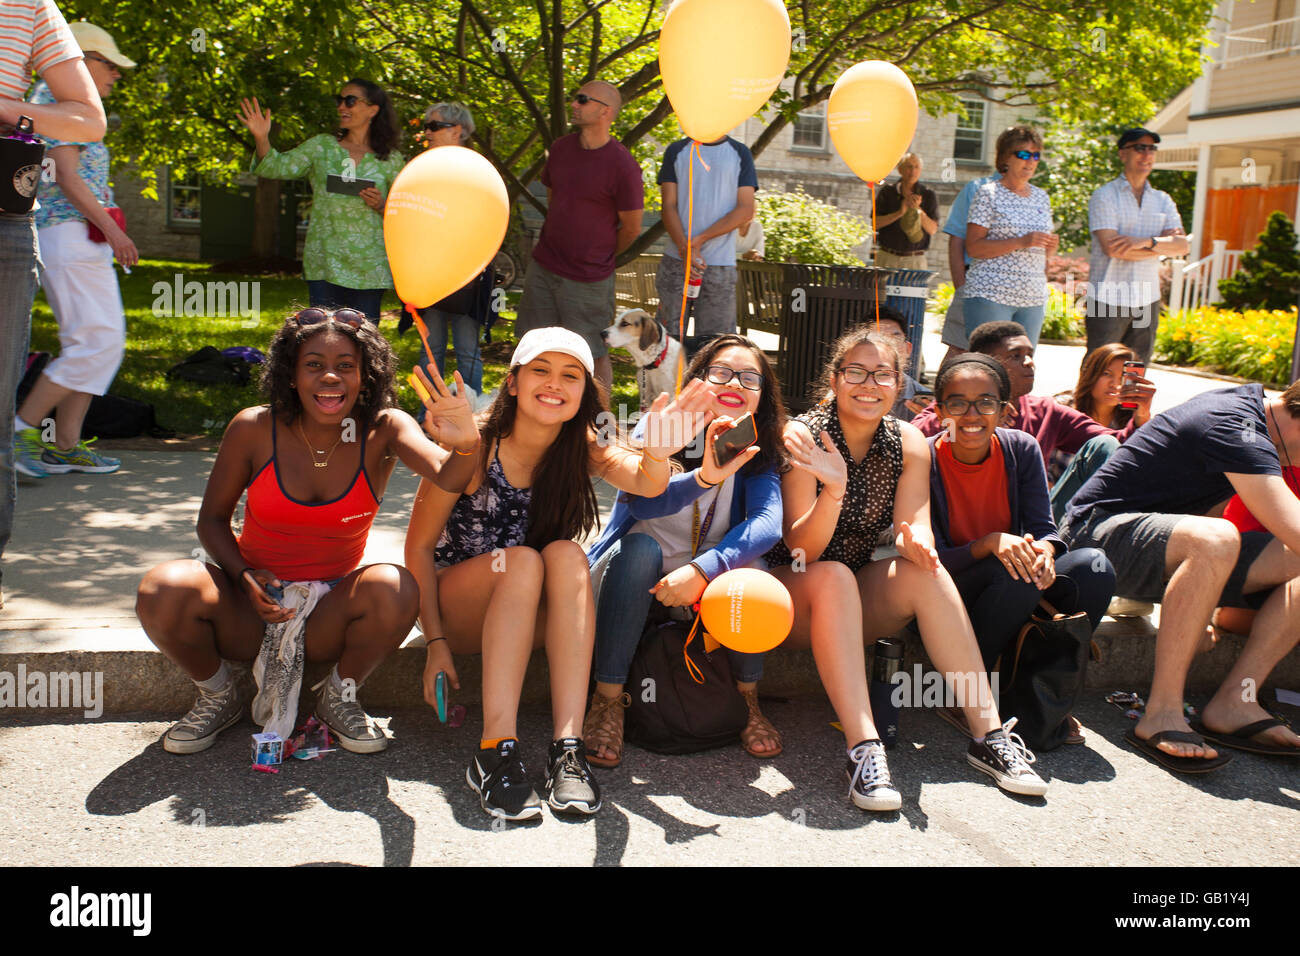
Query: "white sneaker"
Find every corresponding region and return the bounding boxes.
[846,739,903,811]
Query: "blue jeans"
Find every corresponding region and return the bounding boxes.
[416,307,483,395]
[592,533,765,684]
[962,296,1046,346]
[0,213,40,590]
[952,548,1115,672]
[1050,435,1119,524]
[305,280,386,322]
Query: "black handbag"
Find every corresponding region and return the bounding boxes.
[0,117,44,214]
[997,600,1099,752]
[623,614,748,755]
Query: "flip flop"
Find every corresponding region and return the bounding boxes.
[1123,729,1233,774]
[1191,718,1300,757]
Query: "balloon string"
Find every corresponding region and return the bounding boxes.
[675,141,712,396]
[408,302,434,368]
[871,180,880,331]
[683,611,706,685]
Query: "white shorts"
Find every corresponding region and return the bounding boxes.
[36,219,125,396]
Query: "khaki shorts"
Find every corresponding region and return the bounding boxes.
[515,260,615,358]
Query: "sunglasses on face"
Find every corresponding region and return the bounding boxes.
[84,53,118,69]
[941,396,1001,416]
[702,365,764,391]
[293,307,366,329]
[837,366,898,388]
[335,94,368,107]
[572,93,609,107]
[1012,149,1041,161]
[1124,144,1159,154]
[424,120,457,132]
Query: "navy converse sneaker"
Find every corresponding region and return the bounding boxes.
[466,739,543,821]
[967,718,1048,796]
[846,739,902,811]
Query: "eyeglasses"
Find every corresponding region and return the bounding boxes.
[293,307,367,329]
[837,366,898,388]
[1123,143,1159,154]
[84,53,118,69]
[1012,150,1041,161]
[572,93,609,107]
[424,120,457,132]
[940,396,1002,415]
[335,94,368,107]
[702,365,764,391]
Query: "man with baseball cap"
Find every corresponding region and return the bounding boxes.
[1084,127,1188,364]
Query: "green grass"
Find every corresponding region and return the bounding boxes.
[29,259,639,437]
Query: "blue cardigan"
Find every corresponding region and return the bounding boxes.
[587,461,783,581]
[927,427,1067,574]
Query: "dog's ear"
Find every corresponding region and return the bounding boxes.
[638,313,659,352]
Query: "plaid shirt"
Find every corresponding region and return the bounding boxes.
[1087,176,1181,307]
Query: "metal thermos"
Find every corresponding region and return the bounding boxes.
[869,638,903,749]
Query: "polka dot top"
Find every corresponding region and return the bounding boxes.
[766,402,904,573]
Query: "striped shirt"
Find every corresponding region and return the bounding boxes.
[0,0,80,102]
[1087,176,1181,307]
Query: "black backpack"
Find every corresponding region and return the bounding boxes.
[18,352,172,440]
[623,618,748,754]
[166,346,251,386]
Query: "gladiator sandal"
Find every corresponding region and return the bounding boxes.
[740,687,784,758]
[583,690,631,768]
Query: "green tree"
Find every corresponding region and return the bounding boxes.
[1218,212,1300,312]
[63,0,1218,260]
[756,188,868,265]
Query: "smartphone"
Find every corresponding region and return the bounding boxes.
[325,174,377,196]
[434,671,448,723]
[713,412,758,468]
[1121,361,1145,409]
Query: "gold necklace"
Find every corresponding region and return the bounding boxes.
[297,419,344,468]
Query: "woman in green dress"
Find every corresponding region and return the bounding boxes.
[238,78,404,321]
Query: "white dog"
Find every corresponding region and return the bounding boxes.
[602,308,684,411]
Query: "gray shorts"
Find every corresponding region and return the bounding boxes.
[515,260,615,358]
[941,288,969,348]
[655,253,737,338]
[1060,510,1274,609]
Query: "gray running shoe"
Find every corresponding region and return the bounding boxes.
[163,682,243,754]
[313,676,388,753]
[545,737,601,815]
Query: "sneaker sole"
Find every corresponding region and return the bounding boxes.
[39,461,121,474]
[849,787,902,812]
[465,766,543,821]
[163,707,243,754]
[14,459,48,478]
[547,792,601,815]
[966,754,1048,796]
[329,730,389,754]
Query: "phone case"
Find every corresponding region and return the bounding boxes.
[434,671,448,723]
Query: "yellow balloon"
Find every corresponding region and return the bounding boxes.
[659,0,791,143]
[827,61,919,183]
[383,146,509,309]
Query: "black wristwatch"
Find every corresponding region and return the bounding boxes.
[1147,236,1158,250]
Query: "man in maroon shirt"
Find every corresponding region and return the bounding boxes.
[911,321,1156,519]
[515,80,645,392]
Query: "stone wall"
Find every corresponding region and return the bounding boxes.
[111,166,201,261]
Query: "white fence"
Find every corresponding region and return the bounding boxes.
[1218,14,1300,67]
[1166,239,1244,314]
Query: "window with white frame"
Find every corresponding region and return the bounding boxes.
[792,104,828,150]
[954,96,987,162]
[167,169,201,227]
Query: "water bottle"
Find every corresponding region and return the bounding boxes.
[686,274,702,299]
[869,639,903,749]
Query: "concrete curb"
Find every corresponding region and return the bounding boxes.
[2,619,1292,717]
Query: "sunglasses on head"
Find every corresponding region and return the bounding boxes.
[335,94,367,107]
[293,307,366,329]
[424,119,457,132]
[572,93,608,106]
[1012,149,1041,161]
[1123,143,1159,154]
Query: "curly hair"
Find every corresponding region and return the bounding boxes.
[261,316,397,429]
[676,334,788,475]
[477,363,607,548]
[337,78,400,160]
[1073,342,1137,425]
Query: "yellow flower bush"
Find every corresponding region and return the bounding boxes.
[1154,306,1297,386]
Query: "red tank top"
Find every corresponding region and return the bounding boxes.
[237,418,381,581]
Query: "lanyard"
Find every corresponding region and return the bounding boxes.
[690,488,721,557]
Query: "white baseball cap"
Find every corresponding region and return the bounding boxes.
[510,327,594,375]
[70,22,136,69]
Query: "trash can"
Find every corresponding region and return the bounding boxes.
[779,264,891,411]
[884,269,934,380]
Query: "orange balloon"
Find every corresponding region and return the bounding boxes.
[383,146,509,309]
[699,568,793,655]
[659,0,791,143]
[827,61,919,183]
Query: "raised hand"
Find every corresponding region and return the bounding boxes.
[640,378,718,459]
[411,363,479,453]
[784,425,847,497]
[238,97,273,142]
